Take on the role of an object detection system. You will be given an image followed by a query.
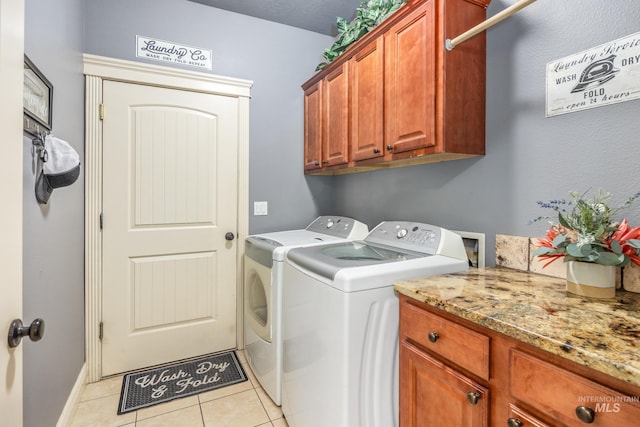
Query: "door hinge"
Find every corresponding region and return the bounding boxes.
[99,322,104,341]
[99,213,103,230]
[99,103,105,121]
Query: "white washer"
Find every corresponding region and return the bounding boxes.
[281,221,469,427]
[243,216,368,406]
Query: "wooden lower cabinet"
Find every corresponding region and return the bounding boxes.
[399,294,640,427]
[401,341,489,426]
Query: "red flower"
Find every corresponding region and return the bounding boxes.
[609,219,640,266]
[533,226,566,267]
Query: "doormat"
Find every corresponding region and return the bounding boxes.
[117,351,247,414]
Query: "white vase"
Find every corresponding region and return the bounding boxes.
[565,261,616,298]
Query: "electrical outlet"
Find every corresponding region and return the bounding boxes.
[254,201,268,216]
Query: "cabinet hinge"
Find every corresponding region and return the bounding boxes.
[99,103,105,121]
[99,213,103,230]
[99,322,104,341]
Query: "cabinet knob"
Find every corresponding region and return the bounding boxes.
[466,391,481,405]
[386,144,394,150]
[373,148,380,154]
[427,332,439,343]
[314,161,320,166]
[507,418,523,427]
[322,160,328,165]
[575,406,596,423]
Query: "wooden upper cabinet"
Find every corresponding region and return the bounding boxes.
[302,0,490,175]
[303,80,323,172]
[384,0,436,156]
[350,37,384,162]
[323,63,350,167]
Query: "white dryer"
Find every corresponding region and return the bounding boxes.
[243,216,368,406]
[281,221,469,427]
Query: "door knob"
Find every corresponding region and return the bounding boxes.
[225,232,235,241]
[8,318,45,348]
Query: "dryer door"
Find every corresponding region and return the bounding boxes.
[244,255,272,343]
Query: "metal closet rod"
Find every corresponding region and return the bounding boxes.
[445,0,538,50]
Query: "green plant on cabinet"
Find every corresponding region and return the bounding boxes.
[317,0,408,70]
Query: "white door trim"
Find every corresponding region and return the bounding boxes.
[83,54,252,382]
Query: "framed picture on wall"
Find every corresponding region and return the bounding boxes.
[23,55,53,137]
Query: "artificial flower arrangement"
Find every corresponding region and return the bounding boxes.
[531,189,640,268]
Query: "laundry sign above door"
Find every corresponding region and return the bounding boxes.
[546,31,640,117]
[136,35,212,70]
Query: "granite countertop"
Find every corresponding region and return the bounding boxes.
[394,266,640,388]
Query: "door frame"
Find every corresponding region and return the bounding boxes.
[83,54,252,382]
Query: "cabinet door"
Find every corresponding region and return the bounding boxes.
[384,0,436,154]
[350,38,384,162]
[303,80,323,172]
[323,62,349,167]
[400,342,488,427]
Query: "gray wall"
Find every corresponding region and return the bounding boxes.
[333,0,640,266]
[22,0,86,426]
[84,0,336,234]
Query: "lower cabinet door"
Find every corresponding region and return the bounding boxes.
[400,342,489,427]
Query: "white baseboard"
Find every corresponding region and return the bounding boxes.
[57,363,87,427]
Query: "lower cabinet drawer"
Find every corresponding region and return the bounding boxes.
[401,300,490,380]
[510,349,640,426]
[507,403,550,427]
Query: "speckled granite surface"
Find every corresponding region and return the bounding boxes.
[394,266,640,387]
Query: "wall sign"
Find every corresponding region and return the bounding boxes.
[23,55,53,137]
[546,31,640,117]
[136,35,212,70]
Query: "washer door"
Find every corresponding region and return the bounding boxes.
[244,255,271,343]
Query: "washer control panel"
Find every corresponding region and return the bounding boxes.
[366,221,444,255]
[305,216,369,239]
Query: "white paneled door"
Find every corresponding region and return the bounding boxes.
[102,80,239,376]
[0,0,24,424]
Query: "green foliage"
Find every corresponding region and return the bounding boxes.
[316,0,408,71]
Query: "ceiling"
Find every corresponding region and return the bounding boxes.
[187,0,364,36]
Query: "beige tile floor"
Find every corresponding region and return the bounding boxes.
[69,351,288,427]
